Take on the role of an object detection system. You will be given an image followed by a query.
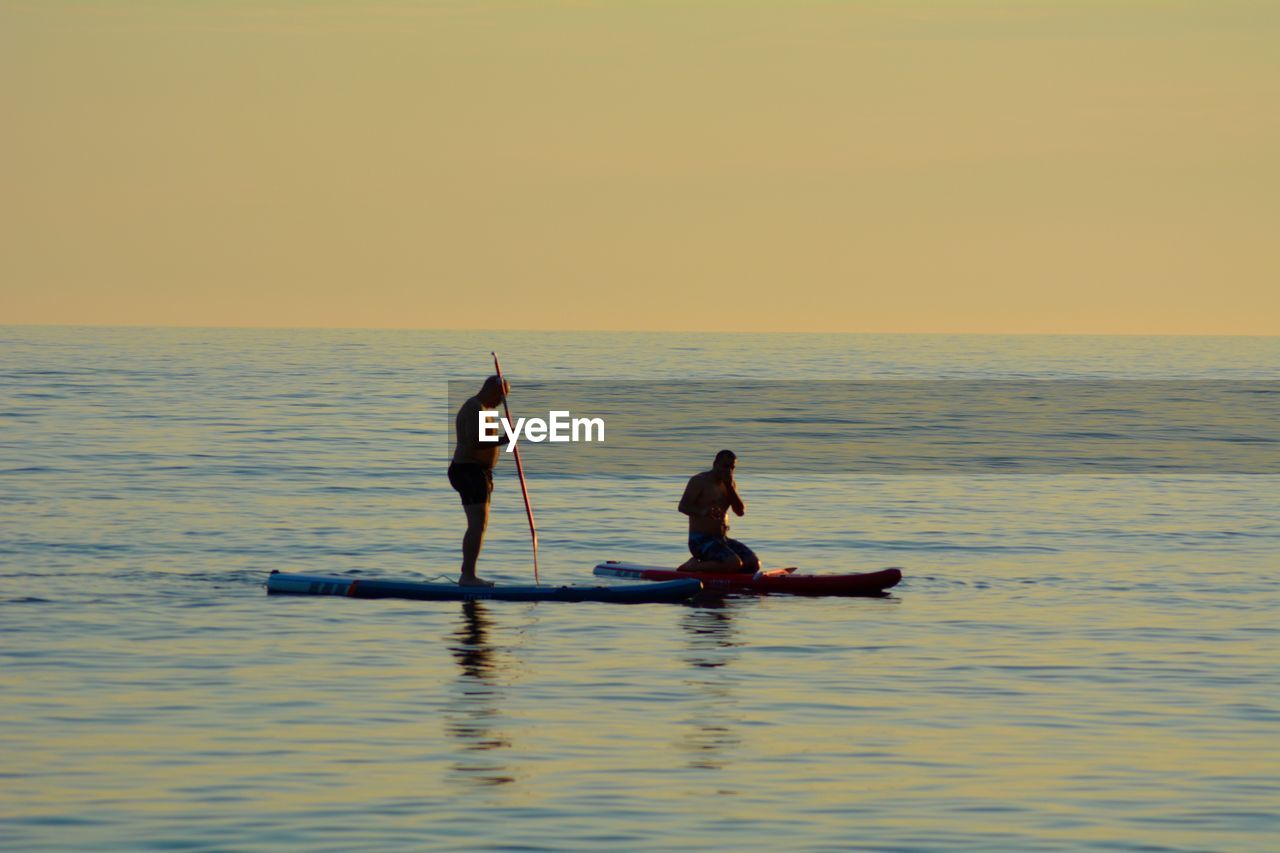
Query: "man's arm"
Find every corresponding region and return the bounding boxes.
[724,478,745,516]
[479,410,510,446]
[678,477,702,516]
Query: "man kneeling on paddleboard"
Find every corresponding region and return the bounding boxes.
[678,450,761,573]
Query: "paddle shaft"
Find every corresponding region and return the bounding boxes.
[491,351,539,584]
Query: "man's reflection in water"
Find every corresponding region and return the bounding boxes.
[445,600,514,786]
[679,601,744,771]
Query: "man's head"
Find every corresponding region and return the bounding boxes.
[712,449,736,479]
[479,374,509,407]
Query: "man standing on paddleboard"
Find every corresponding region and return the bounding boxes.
[678,450,760,573]
[449,375,509,586]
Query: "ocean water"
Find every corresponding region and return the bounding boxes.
[1,327,1277,851]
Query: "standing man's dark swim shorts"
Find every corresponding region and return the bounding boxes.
[448,461,492,505]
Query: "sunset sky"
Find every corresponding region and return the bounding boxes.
[3,1,1277,334]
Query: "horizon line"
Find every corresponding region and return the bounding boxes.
[4,322,1277,339]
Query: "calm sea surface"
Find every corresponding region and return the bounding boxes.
[1,328,1277,851]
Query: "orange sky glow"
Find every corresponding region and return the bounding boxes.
[3,1,1277,334]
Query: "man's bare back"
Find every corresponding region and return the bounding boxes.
[679,471,735,537]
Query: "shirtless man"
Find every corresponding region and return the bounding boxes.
[448,375,509,586]
[677,449,760,573]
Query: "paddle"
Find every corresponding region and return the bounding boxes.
[491,351,539,585]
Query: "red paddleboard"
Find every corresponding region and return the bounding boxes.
[593,561,902,597]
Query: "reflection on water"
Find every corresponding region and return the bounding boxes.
[678,605,744,772]
[444,601,514,787]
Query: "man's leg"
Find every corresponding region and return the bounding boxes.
[684,557,743,572]
[726,538,760,573]
[683,536,744,573]
[459,501,494,586]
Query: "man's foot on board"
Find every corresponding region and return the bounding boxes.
[458,575,495,587]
